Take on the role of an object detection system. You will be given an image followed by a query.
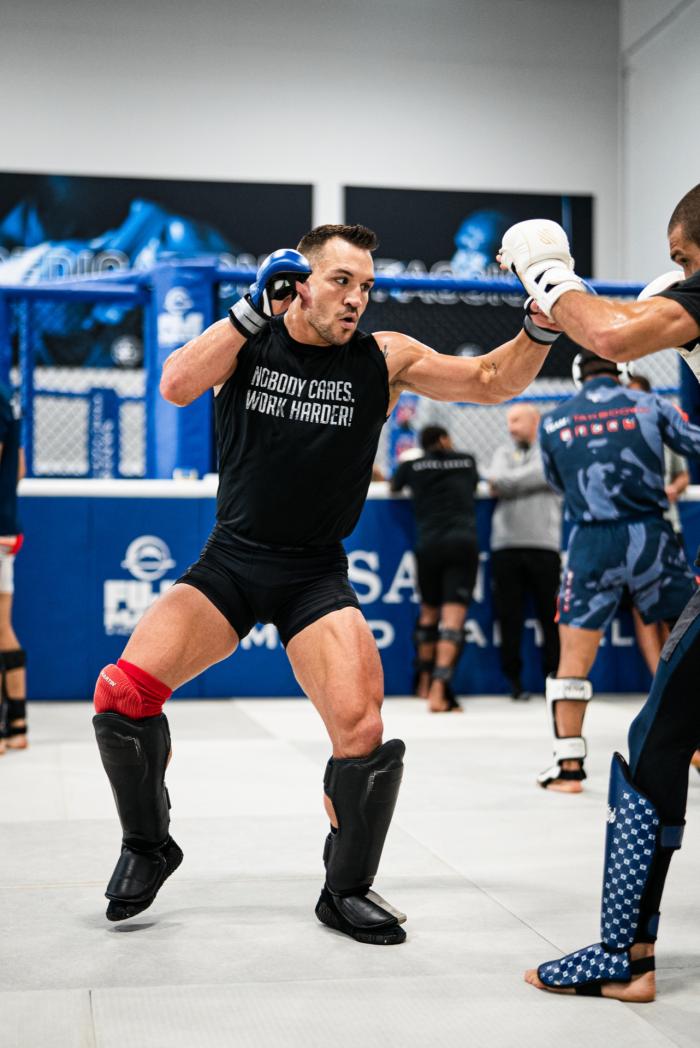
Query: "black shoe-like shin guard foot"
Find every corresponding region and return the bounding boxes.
[315,886,406,945]
[105,836,183,922]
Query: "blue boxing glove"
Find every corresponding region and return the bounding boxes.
[229,249,312,338]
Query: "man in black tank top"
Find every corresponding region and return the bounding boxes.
[90,222,557,944]
[391,426,478,711]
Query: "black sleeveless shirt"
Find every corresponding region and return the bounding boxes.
[215,317,389,547]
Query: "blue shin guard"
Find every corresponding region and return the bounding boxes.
[537,752,682,993]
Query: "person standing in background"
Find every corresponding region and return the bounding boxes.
[391,426,479,712]
[0,379,27,754]
[487,404,561,701]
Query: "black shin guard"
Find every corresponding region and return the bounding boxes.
[316,739,406,944]
[93,711,182,921]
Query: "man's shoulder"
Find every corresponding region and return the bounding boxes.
[675,270,700,291]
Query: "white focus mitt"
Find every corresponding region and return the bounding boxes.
[637,270,683,300]
[637,269,700,380]
[498,219,586,318]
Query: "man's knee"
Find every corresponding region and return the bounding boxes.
[94,660,172,719]
[336,708,384,757]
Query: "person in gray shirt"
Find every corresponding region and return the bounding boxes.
[487,404,562,700]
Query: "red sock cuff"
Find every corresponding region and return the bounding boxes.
[117,659,172,704]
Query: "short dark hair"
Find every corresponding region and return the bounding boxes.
[420,425,449,451]
[668,184,700,246]
[297,224,378,261]
[581,357,619,381]
[629,373,651,393]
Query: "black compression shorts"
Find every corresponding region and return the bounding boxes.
[176,523,360,646]
[416,537,479,608]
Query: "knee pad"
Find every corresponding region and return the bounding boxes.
[538,675,593,786]
[94,661,170,719]
[1,648,26,673]
[413,623,438,648]
[438,627,464,648]
[323,739,405,896]
[93,711,172,848]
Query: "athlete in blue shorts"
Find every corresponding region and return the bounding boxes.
[536,350,700,791]
[499,184,700,1000]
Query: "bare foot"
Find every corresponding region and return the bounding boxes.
[6,717,27,750]
[524,944,656,1003]
[542,778,583,794]
[415,671,431,700]
[540,758,584,792]
[427,681,462,713]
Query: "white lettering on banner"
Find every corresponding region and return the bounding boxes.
[240,624,279,650]
[525,617,544,647]
[368,620,394,649]
[233,620,394,652]
[104,535,178,636]
[104,579,174,635]
[610,620,635,647]
[382,551,419,605]
[472,552,488,604]
[347,550,383,604]
[464,619,487,648]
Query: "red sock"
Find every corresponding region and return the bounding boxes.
[94,660,172,719]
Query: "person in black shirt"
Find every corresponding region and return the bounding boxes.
[391,425,478,712]
[0,382,26,755]
[502,186,700,1002]
[91,222,556,945]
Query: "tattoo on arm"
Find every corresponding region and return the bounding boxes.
[382,343,389,360]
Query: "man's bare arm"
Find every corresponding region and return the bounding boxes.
[379,329,550,407]
[160,319,247,406]
[548,292,700,362]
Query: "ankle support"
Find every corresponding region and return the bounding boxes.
[430,626,466,686]
[5,698,26,736]
[94,660,171,719]
[538,675,592,785]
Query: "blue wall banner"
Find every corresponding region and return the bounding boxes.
[16,480,696,701]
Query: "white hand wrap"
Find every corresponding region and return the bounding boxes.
[638,270,700,380]
[500,219,586,318]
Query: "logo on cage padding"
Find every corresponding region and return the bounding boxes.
[104,535,177,635]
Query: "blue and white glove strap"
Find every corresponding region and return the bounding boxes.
[229,296,268,339]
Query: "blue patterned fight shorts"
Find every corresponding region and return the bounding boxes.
[558,516,696,631]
